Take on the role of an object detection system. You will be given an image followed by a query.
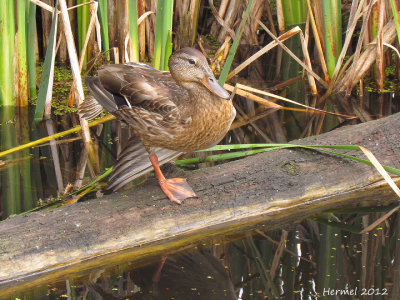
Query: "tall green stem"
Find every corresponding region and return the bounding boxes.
[281,0,307,26]
[322,0,342,77]
[77,0,89,68]
[0,0,15,105]
[98,0,110,56]
[153,0,173,70]
[16,0,29,105]
[27,1,37,99]
[128,0,139,62]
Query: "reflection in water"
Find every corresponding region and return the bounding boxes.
[88,249,236,299]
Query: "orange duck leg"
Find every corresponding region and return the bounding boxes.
[149,154,196,204]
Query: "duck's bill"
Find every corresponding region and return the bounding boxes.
[201,76,231,100]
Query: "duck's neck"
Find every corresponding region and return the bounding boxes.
[180,82,217,103]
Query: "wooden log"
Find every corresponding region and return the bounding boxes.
[1,112,400,296]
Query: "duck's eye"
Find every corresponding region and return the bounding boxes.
[188,58,196,65]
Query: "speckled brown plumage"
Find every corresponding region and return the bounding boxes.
[80,47,235,203]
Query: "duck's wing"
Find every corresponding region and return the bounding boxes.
[98,63,186,116]
[107,137,181,191]
[80,63,188,123]
[78,77,119,120]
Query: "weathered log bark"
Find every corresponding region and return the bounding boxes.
[1,112,400,296]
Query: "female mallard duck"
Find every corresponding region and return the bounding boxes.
[80,47,235,204]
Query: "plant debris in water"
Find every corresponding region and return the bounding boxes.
[30,62,78,115]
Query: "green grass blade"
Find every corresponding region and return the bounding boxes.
[175,146,286,165]
[34,0,58,121]
[218,0,253,85]
[179,143,400,177]
[70,167,113,195]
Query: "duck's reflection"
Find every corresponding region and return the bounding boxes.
[89,249,236,299]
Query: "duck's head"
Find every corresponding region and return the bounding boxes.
[168,47,230,100]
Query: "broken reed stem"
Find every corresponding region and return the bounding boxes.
[0,115,115,159]
[305,0,330,82]
[326,0,365,96]
[59,0,92,171]
[299,31,317,95]
[78,1,98,71]
[344,0,374,95]
[257,20,328,89]
[226,26,301,81]
[29,0,95,13]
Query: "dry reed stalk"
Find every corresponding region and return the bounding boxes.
[244,0,264,45]
[138,10,154,24]
[145,0,155,59]
[232,104,274,142]
[209,0,236,40]
[270,230,288,280]
[224,83,282,108]
[230,107,277,134]
[314,102,327,135]
[269,76,302,91]
[217,0,239,42]
[112,47,119,64]
[45,119,65,192]
[59,0,92,156]
[210,0,229,36]
[256,230,317,265]
[275,0,285,32]
[264,0,277,36]
[210,36,231,72]
[257,20,328,88]
[311,0,324,47]
[336,10,398,93]
[94,11,102,51]
[57,13,67,62]
[65,1,97,110]
[78,1,98,70]
[344,0,375,95]
[376,0,385,90]
[117,0,128,63]
[40,0,53,55]
[176,0,198,48]
[137,0,146,61]
[189,0,200,45]
[226,26,301,81]
[108,0,116,49]
[325,0,365,95]
[300,31,318,95]
[30,0,54,12]
[233,83,355,118]
[305,0,329,82]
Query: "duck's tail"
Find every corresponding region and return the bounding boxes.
[107,138,181,191]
